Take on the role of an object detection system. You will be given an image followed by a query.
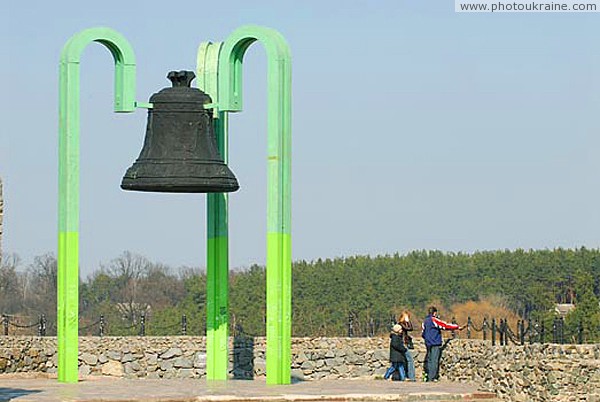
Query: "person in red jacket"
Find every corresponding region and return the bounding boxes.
[421,306,464,382]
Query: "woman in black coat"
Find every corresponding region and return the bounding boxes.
[383,324,407,380]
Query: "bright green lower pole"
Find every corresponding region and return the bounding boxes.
[266,232,292,383]
[57,232,79,382]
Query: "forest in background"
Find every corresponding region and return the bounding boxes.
[1,247,599,342]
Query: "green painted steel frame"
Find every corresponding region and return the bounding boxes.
[197,41,231,381]
[58,27,136,383]
[58,24,290,385]
[197,25,292,385]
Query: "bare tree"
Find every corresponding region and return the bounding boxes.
[104,251,152,325]
[1,253,21,271]
[0,253,23,314]
[23,253,57,316]
[138,263,186,310]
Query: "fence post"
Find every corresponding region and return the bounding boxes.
[451,316,457,339]
[540,321,545,344]
[139,314,146,336]
[552,318,558,343]
[467,316,472,339]
[99,315,105,337]
[347,312,354,338]
[491,318,496,346]
[182,314,187,336]
[559,317,564,344]
[578,320,584,344]
[482,318,488,341]
[518,320,524,345]
[2,315,8,336]
[38,314,47,337]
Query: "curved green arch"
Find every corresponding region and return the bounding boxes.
[197,25,291,385]
[218,25,291,114]
[60,27,136,112]
[58,27,137,383]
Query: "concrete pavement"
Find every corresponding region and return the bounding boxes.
[0,375,499,402]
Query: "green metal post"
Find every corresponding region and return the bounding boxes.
[58,27,136,383]
[218,25,292,385]
[197,42,230,381]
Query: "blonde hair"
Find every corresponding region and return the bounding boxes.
[399,310,411,323]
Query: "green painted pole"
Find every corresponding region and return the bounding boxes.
[218,25,292,385]
[197,42,230,381]
[58,27,136,383]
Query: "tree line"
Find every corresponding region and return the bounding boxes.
[1,247,599,341]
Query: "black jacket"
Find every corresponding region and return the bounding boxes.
[389,333,407,364]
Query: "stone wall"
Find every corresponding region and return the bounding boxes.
[441,340,600,401]
[0,177,3,257]
[1,336,599,401]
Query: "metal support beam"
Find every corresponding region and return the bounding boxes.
[197,41,230,380]
[58,27,136,383]
[199,25,292,385]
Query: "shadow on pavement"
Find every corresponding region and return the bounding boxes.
[291,375,305,384]
[0,387,41,402]
[232,329,255,380]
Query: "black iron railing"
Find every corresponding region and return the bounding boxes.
[0,311,595,344]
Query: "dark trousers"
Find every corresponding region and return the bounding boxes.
[425,345,441,381]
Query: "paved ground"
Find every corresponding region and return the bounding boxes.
[0,376,499,402]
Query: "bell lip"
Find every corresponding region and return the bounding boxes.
[120,159,240,194]
[120,179,240,194]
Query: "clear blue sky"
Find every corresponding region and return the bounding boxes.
[1,0,599,277]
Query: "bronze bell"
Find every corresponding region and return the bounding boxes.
[121,70,239,193]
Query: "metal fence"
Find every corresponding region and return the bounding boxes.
[345,313,590,345]
[0,313,188,337]
[462,316,581,345]
[0,311,593,344]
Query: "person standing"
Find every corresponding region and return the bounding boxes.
[399,310,416,381]
[421,306,464,382]
[383,324,407,381]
